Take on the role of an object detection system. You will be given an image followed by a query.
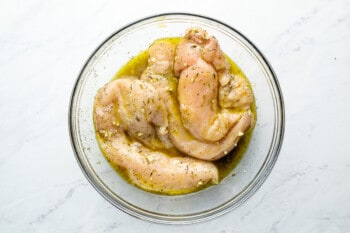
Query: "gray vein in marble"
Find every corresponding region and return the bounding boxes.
[272,4,320,44]
[29,181,87,225]
[54,179,89,188]
[240,192,269,221]
[30,189,74,224]
[318,216,350,233]
[267,168,309,189]
[268,219,281,233]
[270,0,350,59]
[239,167,313,222]
[103,222,120,233]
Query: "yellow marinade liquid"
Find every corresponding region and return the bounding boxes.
[97,37,256,194]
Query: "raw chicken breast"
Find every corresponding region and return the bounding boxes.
[174,27,253,142]
[94,78,170,149]
[99,134,218,194]
[94,77,219,194]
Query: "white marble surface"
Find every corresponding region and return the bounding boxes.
[1,0,350,232]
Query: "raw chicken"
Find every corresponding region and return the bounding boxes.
[174,28,251,142]
[94,78,170,149]
[218,72,254,109]
[94,78,219,194]
[142,36,254,161]
[165,90,254,161]
[141,40,177,99]
[99,134,218,194]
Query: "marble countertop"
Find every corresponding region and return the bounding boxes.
[1,0,349,232]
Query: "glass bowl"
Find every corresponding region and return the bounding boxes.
[69,13,284,224]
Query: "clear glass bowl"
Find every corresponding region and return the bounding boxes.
[69,13,284,224]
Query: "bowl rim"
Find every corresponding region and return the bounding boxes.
[68,12,285,224]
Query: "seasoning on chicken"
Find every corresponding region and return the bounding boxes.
[93,27,255,194]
